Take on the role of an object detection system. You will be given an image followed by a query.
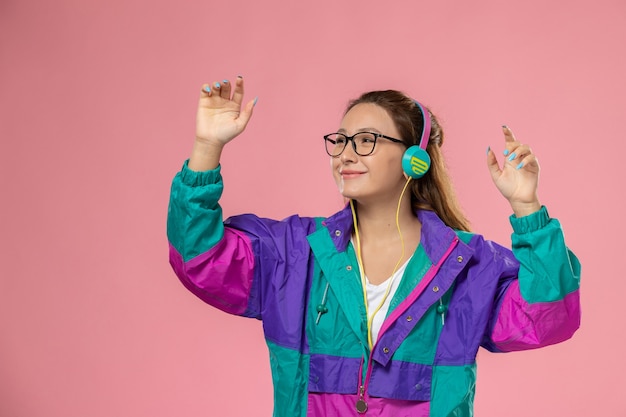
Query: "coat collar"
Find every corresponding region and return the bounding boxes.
[321,204,462,265]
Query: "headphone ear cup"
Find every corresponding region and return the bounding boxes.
[402,146,431,179]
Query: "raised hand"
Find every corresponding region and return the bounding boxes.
[487,126,542,217]
[189,76,256,171]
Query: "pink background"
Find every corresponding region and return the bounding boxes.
[1,0,624,415]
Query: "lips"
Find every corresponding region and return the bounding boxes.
[340,170,365,179]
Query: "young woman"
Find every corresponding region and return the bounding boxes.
[167,76,581,417]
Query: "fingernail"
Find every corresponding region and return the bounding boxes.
[254,97,258,106]
[222,79,228,84]
[486,146,491,155]
[237,75,243,78]
[204,86,211,92]
[503,149,510,156]
[508,152,516,161]
[215,82,221,88]
[516,162,524,170]
[502,124,508,129]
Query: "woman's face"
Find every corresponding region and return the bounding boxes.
[331,103,407,203]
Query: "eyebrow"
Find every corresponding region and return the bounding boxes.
[336,127,382,134]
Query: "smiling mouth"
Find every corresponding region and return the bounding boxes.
[340,171,364,179]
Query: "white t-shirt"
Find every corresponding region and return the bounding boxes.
[366,259,410,345]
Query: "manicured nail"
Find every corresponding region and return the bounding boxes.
[486,146,491,155]
[508,152,516,161]
[254,97,258,106]
[502,124,508,129]
[237,75,243,78]
[503,149,510,156]
[516,162,524,170]
[222,80,228,84]
[204,86,211,92]
[215,82,221,88]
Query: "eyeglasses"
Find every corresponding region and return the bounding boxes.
[323,132,404,157]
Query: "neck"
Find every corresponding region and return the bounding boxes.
[351,187,418,241]
[349,180,422,288]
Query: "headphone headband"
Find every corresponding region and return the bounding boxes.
[413,100,431,150]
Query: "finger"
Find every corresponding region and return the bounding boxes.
[212,81,223,97]
[200,83,212,97]
[232,75,245,106]
[502,125,517,143]
[505,145,535,169]
[486,146,502,182]
[219,78,231,99]
[514,153,539,171]
[504,144,532,166]
[502,125,518,157]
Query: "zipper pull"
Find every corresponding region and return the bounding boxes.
[356,385,368,414]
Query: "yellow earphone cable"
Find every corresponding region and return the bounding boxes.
[350,176,413,349]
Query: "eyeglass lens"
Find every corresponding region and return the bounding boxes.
[325,133,377,156]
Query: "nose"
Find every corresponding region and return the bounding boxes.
[340,138,358,163]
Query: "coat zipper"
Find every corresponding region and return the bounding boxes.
[355,236,459,413]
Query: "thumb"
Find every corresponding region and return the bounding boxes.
[237,97,257,129]
[486,146,502,182]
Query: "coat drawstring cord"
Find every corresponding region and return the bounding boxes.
[315,282,330,325]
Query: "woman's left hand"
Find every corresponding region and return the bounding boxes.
[487,126,542,217]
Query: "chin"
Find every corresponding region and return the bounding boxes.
[337,184,355,199]
[340,189,369,202]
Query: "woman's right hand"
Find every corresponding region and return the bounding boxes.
[189,76,256,171]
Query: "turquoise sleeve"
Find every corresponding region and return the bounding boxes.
[509,206,581,303]
[167,161,225,262]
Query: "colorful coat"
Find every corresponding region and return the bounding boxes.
[167,162,581,417]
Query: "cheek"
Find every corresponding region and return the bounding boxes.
[376,156,405,184]
[330,157,339,177]
[330,158,344,190]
